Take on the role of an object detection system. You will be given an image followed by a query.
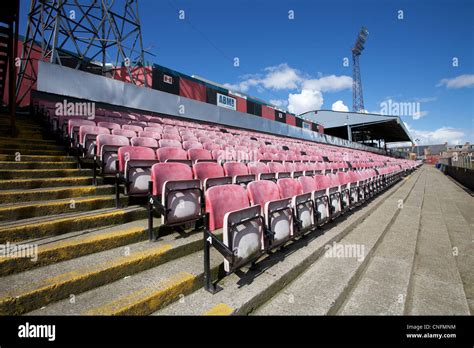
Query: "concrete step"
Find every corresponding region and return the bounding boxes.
[0,229,211,315]
[0,148,65,156]
[436,169,474,314]
[155,171,420,315]
[27,250,222,316]
[0,206,147,243]
[0,136,57,145]
[251,170,422,316]
[0,161,76,170]
[0,217,169,276]
[0,176,101,190]
[336,172,426,315]
[0,168,91,180]
[0,184,114,204]
[0,142,66,151]
[0,194,128,222]
[0,154,74,162]
[405,168,471,315]
[0,126,46,135]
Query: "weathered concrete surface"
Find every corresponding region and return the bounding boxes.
[406,167,471,315]
[255,166,472,316]
[156,170,420,315]
[254,169,421,315]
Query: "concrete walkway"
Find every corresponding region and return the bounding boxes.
[256,166,472,315]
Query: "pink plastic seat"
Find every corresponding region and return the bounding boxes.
[144,126,163,133]
[96,134,129,174]
[183,141,204,151]
[112,129,137,139]
[188,148,212,162]
[276,178,303,199]
[193,162,230,189]
[247,161,274,180]
[223,162,254,186]
[139,130,161,140]
[122,124,143,134]
[156,147,188,162]
[205,184,263,272]
[223,162,248,177]
[98,122,121,131]
[268,162,290,179]
[117,146,156,195]
[78,125,110,158]
[298,176,318,193]
[159,139,182,148]
[149,162,202,227]
[68,119,96,145]
[131,137,158,149]
[162,133,182,141]
[247,180,293,246]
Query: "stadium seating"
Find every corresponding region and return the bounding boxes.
[247,180,292,248]
[204,184,264,292]
[193,161,231,190]
[223,161,255,186]
[96,134,130,180]
[148,162,202,239]
[277,178,316,234]
[156,147,188,163]
[188,148,213,163]
[78,125,110,160]
[115,146,156,206]
[31,97,418,295]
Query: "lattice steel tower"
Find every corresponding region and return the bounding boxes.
[351,26,369,112]
[16,0,148,105]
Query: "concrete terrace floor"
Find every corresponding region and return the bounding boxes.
[254,165,473,315]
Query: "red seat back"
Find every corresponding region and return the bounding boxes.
[277,178,303,198]
[247,180,280,208]
[112,129,136,138]
[247,162,269,175]
[193,162,224,181]
[159,139,182,148]
[205,184,250,231]
[298,176,318,193]
[188,149,212,161]
[131,137,158,148]
[117,146,156,172]
[223,162,249,177]
[151,162,194,196]
[314,174,332,190]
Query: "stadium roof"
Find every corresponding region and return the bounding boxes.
[299,110,413,143]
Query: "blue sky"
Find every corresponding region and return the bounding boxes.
[19,0,474,145]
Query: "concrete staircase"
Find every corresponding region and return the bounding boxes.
[254,167,471,316]
[0,115,471,316]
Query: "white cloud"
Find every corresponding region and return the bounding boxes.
[412,110,428,120]
[288,89,324,115]
[224,64,352,114]
[404,122,466,145]
[436,74,474,89]
[261,64,302,90]
[224,64,302,93]
[269,99,288,108]
[331,100,349,112]
[414,96,437,103]
[302,75,352,92]
[223,78,259,93]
